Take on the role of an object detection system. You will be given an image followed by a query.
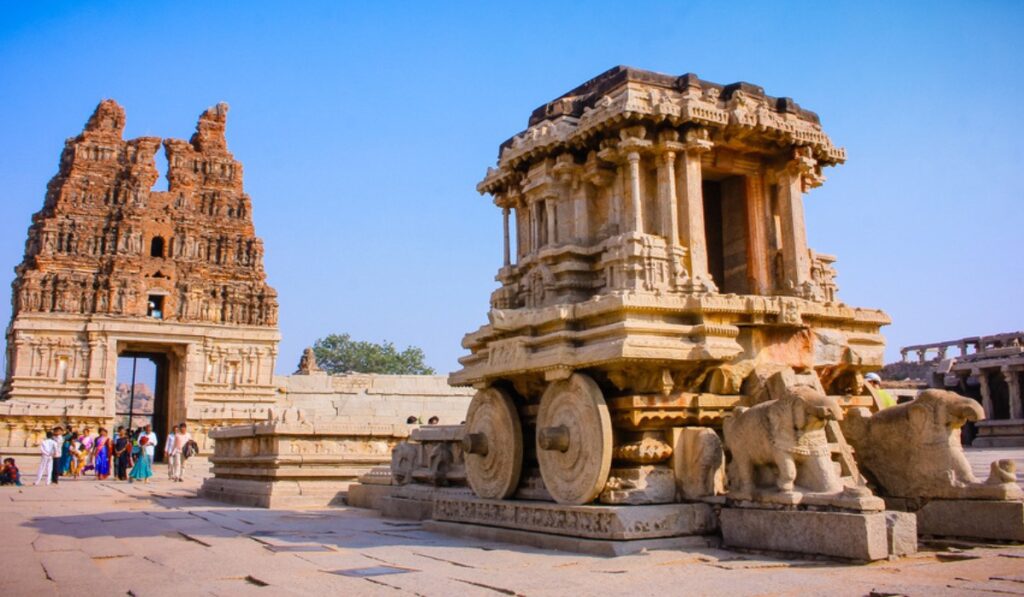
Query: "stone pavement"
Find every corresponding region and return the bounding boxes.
[2,452,1023,597]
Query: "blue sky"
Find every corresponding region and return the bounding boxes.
[1,1,1021,375]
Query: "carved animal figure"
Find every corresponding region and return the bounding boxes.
[390,443,418,486]
[723,386,844,499]
[842,389,1022,500]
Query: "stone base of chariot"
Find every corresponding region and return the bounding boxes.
[885,498,1024,543]
[719,507,902,562]
[424,495,718,556]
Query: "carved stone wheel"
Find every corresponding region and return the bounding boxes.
[462,387,523,499]
[536,373,613,505]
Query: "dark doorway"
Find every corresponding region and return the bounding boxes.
[702,177,750,294]
[115,353,170,462]
[988,371,1011,420]
[150,236,165,258]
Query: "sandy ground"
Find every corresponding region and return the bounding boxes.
[0,449,1021,597]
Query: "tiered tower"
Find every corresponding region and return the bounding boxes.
[1,100,280,455]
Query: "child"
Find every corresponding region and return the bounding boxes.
[128,435,153,484]
[69,436,86,478]
[0,458,21,486]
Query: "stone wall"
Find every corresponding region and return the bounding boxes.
[0,372,474,471]
[277,372,474,426]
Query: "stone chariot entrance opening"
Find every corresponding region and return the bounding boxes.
[702,176,750,294]
[116,351,171,462]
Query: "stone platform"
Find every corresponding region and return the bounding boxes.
[431,496,717,541]
[199,417,410,508]
[915,499,1024,542]
[974,420,1024,448]
[719,508,891,562]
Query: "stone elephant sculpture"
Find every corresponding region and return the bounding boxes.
[842,389,1022,500]
[723,385,844,499]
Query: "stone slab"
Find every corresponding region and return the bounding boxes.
[885,511,918,557]
[199,477,347,508]
[423,520,717,557]
[346,482,394,510]
[431,496,717,540]
[719,508,889,562]
[916,499,1024,542]
[379,496,434,520]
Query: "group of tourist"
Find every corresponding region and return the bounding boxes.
[0,423,197,487]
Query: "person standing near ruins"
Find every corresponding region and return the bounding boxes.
[34,431,57,485]
[168,423,192,482]
[113,427,131,481]
[142,424,158,465]
[93,428,113,480]
[80,426,96,474]
[129,436,153,483]
[164,427,176,479]
[865,373,896,409]
[50,427,64,484]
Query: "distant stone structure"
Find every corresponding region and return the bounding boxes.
[0,100,279,460]
[899,331,1024,446]
[201,376,473,508]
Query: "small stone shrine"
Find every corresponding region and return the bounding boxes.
[394,66,1021,559]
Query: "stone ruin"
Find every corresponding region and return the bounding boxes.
[0,100,280,460]
[899,331,1024,447]
[350,66,1023,559]
[0,103,474,477]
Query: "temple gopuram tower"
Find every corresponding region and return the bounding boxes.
[0,100,279,457]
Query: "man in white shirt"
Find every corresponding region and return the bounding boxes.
[50,427,64,485]
[143,424,158,462]
[168,423,192,482]
[164,428,176,479]
[34,431,58,486]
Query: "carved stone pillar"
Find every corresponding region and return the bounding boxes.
[777,153,814,292]
[545,196,557,246]
[502,206,511,266]
[626,152,643,234]
[1004,367,1022,420]
[678,128,714,289]
[976,369,994,419]
[656,131,683,247]
[618,126,651,235]
[745,173,771,295]
[573,184,589,243]
[530,201,540,251]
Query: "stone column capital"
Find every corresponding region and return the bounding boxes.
[682,127,713,154]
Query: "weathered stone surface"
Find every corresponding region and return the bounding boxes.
[424,520,716,557]
[671,426,725,500]
[536,373,614,506]
[915,499,1024,542]
[463,387,522,499]
[843,390,1022,501]
[199,416,412,508]
[885,511,918,557]
[432,496,716,540]
[720,508,889,562]
[599,465,676,505]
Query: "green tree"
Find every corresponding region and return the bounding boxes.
[312,334,436,375]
